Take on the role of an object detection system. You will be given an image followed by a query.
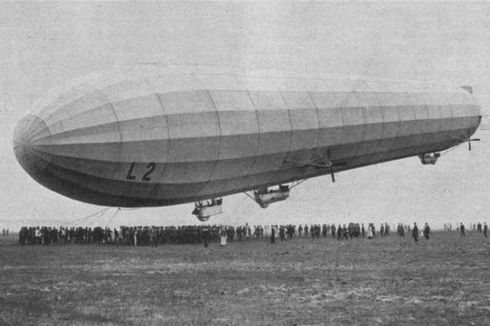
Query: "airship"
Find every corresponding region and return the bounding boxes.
[13,67,481,221]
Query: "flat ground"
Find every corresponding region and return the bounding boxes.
[0,231,489,326]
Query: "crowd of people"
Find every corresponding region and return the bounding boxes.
[14,221,488,246]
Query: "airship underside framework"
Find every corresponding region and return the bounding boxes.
[13,70,481,215]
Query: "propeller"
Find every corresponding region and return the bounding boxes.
[467,130,480,151]
[468,138,479,151]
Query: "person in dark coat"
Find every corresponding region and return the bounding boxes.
[279,226,285,241]
[270,226,275,244]
[460,223,465,238]
[202,225,210,248]
[412,223,419,243]
[423,223,430,240]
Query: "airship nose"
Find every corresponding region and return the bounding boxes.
[13,114,52,177]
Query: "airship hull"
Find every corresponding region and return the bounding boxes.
[13,70,481,207]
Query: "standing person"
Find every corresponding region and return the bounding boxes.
[460,223,466,238]
[343,224,349,240]
[35,227,42,245]
[483,222,488,238]
[219,226,227,246]
[322,224,327,238]
[202,224,210,248]
[279,226,285,241]
[149,227,157,247]
[270,225,275,244]
[412,223,419,243]
[133,228,138,246]
[367,224,373,239]
[423,223,430,240]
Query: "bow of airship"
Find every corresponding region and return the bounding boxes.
[13,68,482,221]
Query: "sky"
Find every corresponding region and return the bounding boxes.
[1,1,490,229]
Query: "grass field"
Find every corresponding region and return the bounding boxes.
[0,231,489,326]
